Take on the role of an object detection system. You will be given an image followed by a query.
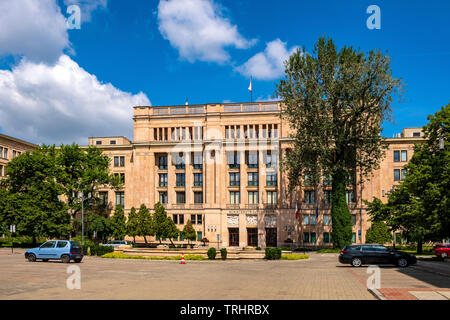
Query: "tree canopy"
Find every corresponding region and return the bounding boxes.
[276,37,402,248]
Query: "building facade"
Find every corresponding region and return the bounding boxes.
[89,102,424,248]
[0,134,38,179]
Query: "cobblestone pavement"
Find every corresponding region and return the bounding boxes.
[0,249,448,300]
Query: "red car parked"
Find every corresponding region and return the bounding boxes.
[432,244,450,259]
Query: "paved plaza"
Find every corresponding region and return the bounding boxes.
[0,249,449,300]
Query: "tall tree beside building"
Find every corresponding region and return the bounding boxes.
[110,205,127,240]
[153,202,179,244]
[182,220,196,245]
[126,206,139,244]
[136,204,154,246]
[56,144,121,222]
[276,37,402,248]
[165,214,180,246]
[0,146,71,244]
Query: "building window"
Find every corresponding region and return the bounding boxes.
[310,215,317,225]
[0,165,3,176]
[193,154,202,169]
[176,192,185,204]
[303,232,309,243]
[115,192,124,207]
[158,156,168,170]
[346,190,355,203]
[266,191,277,204]
[229,172,240,186]
[194,192,203,204]
[323,232,330,243]
[176,214,184,224]
[159,192,168,204]
[12,150,16,158]
[3,148,8,159]
[310,232,316,243]
[173,214,178,224]
[197,232,203,241]
[175,153,185,169]
[323,214,330,226]
[227,152,240,168]
[0,147,3,158]
[394,169,401,181]
[197,214,202,225]
[114,173,125,184]
[247,153,258,168]
[114,156,125,167]
[394,150,400,162]
[248,172,258,186]
[413,132,420,137]
[351,214,356,226]
[176,173,185,187]
[193,173,203,186]
[323,174,332,186]
[248,191,259,204]
[305,191,315,204]
[159,173,168,187]
[324,190,331,204]
[266,153,277,168]
[96,141,102,145]
[266,172,277,186]
[110,140,116,145]
[230,191,240,204]
[401,168,407,180]
[179,231,184,241]
[352,232,356,243]
[99,192,108,207]
[304,173,313,186]
[303,215,309,225]
[191,214,196,224]
[401,150,407,162]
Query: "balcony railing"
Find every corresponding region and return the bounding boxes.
[245,204,259,209]
[193,182,203,187]
[248,181,258,186]
[190,204,203,209]
[175,164,185,169]
[193,164,203,169]
[158,165,168,170]
[263,203,278,209]
[172,204,185,209]
[226,204,240,209]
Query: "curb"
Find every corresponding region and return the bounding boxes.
[367,288,388,300]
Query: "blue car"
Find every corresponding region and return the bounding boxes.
[25,240,83,263]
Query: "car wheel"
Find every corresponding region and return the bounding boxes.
[351,257,362,267]
[397,258,408,267]
[61,255,70,263]
[74,258,82,263]
[43,259,49,262]
[441,252,447,259]
[27,254,36,262]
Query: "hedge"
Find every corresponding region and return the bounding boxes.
[207,247,216,260]
[220,248,227,260]
[265,247,282,260]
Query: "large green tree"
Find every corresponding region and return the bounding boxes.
[153,202,179,244]
[0,146,71,244]
[126,206,139,244]
[365,103,450,253]
[86,213,112,243]
[276,37,402,248]
[136,204,154,246]
[110,205,127,240]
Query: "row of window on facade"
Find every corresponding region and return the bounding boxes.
[153,126,204,141]
[96,140,117,145]
[302,214,358,226]
[0,146,22,160]
[302,232,359,243]
[157,231,204,242]
[224,124,279,139]
[393,150,408,162]
[172,214,202,225]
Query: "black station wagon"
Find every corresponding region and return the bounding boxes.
[339,244,417,267]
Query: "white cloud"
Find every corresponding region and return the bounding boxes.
[157,0,256,63]
[236,39,299,80]
[0,0,69,64]
[0,55,150,145]
[63,0,107,22]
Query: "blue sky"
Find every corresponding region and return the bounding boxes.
[0,0,449,144]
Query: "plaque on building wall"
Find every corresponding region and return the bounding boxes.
[264,215,277,227]
[246,215,257,226]
[227,214,239,226]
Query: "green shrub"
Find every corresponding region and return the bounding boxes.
[265,247,282,260]
[280,247,292,251]
[281,254,309,260]
[101,252,206,260]
[316,248,341,253]
[207,247,216,260]
[0,236,47,248]
[220,248,227,260]
[89,245,114,256]
[256,247,262,250]
[72,236,95,247]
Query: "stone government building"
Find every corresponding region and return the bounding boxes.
[0,134,38,180]
[88,102,424,248]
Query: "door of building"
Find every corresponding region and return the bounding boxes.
[247,228,258,247]
[228,228,239,246]
[265,228,277,247]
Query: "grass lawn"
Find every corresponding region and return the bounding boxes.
[102,252,206,260]
[281,254,309,260]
